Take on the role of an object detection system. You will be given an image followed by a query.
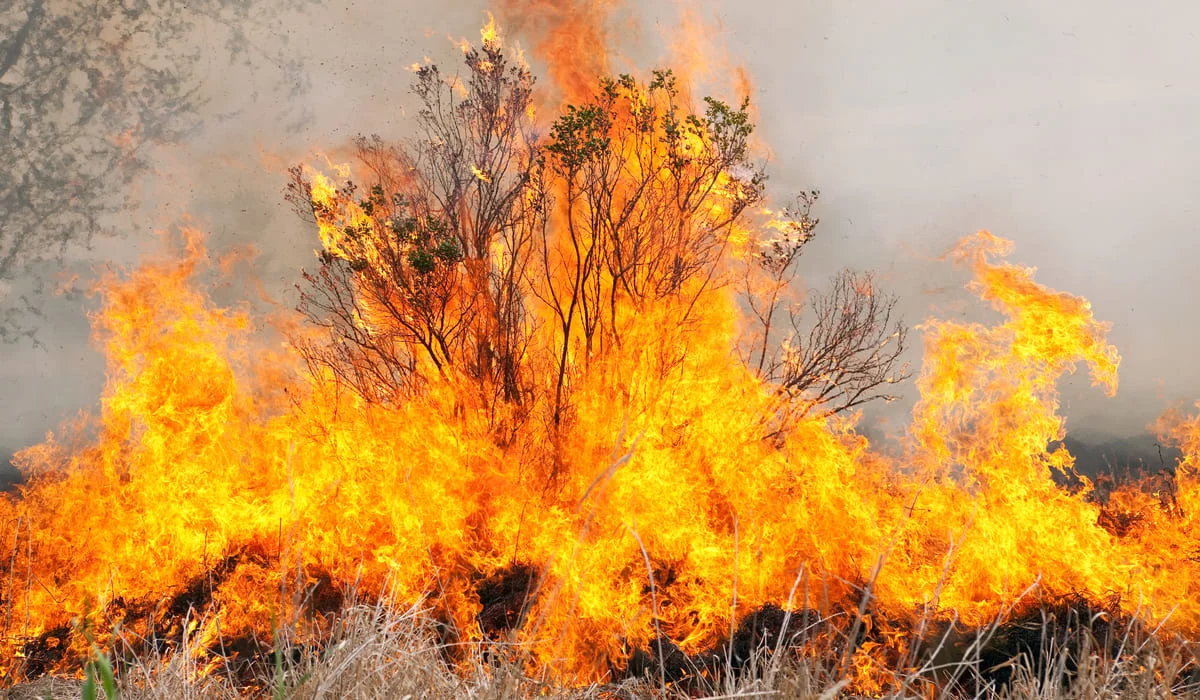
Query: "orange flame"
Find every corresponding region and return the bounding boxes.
[498,0,617,103]
[0,8,1197,695]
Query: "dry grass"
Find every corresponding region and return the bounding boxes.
[8,594,1197,700]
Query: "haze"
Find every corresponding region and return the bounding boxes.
[3,0,1197,472]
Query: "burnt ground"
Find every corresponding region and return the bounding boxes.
[475,562,540,638]
[8,543,346,688]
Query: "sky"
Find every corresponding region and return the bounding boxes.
[3,0,1199,465]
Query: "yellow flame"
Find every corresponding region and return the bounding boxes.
[481,12,502,49]
[1,5,1198,694]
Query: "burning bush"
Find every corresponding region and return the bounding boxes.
[0,7,1197,698]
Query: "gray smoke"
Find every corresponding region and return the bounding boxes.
[3,0,1196,481]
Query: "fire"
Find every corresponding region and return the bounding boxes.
[481,12,502,49]
[498,0,616,103]
[2,7,1198,695]
[470,165,492,182]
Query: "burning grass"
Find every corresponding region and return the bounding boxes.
[3,461,1198,698]
[3,6,1200,698]
[6,586,1198,699]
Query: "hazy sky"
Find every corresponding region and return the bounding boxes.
[4,0,1198,460]
[730,1,1200,434]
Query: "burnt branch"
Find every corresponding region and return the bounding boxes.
[775,269,910,419]
[538,70,766,426]
[294,38,540,411]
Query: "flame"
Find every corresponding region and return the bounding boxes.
[470,165,492,183]
[0,8,1197,695]
[481,12,502,49]
[498,0,617,103]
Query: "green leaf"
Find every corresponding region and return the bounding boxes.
[82,665,98,700]
[82,646,119,699]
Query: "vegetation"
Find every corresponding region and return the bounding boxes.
[286,30,909,438]
[9,12,1193,700]
[10,596,1197,699]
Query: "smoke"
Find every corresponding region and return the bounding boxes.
[5,0,1198,478]
[0,0,491,462]
[718,0,1200,441]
